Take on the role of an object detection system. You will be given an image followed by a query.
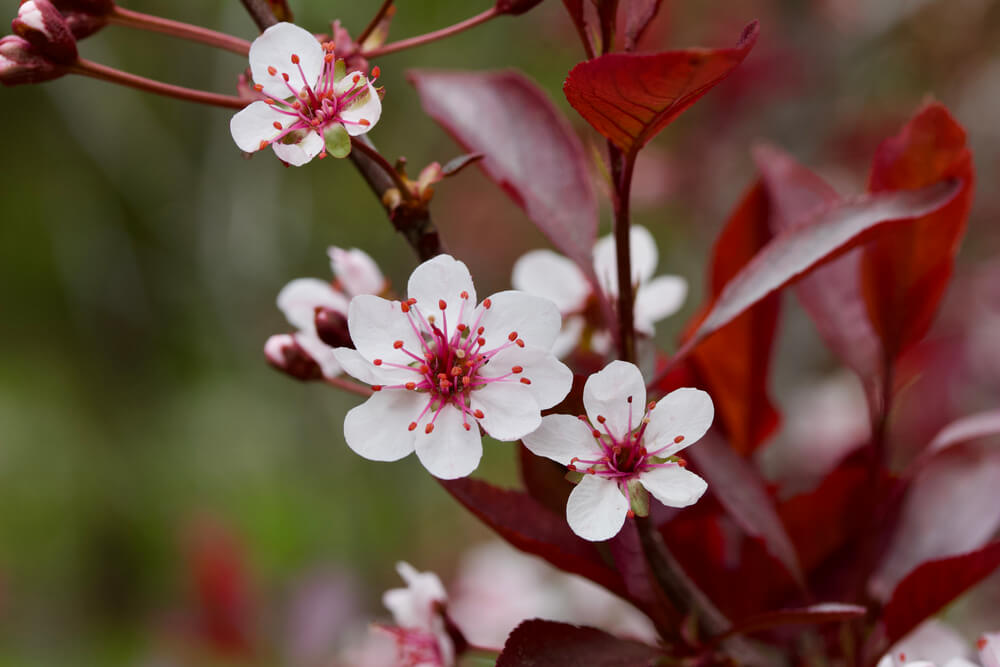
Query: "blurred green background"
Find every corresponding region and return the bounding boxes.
[2,0,999,664]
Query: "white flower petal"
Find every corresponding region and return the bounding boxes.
[550,315,585,359]
[331,347,413,385]
[476,290,562,352]
[406,255,476,338]
[639,466,707,508]
[583,361,646,440]
[566,475,629,542]
[522,414,602,466]
[335,76,382,136]
[348,294,424,367]
[249,22,324,100]
[384,562,447,630]
[482,345,572,410]
[272,130,325,166]
[295,333,340,378]
[511,250,591,313]
[470,382,541,442]
[230,101,291,153]
[643,388,714,457]
[981,632,1000,667]
[414,405,483,479]
[343,389,423,462]
[277,277,348,333]
[329,246,385,296]
[634,275,687,333]
[593,226,658,297]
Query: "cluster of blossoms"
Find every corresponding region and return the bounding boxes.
[230,22,381,165]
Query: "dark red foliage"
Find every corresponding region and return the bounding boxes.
[497,620,665,666]
[187,523,253,655]
[495,0,547,15]
[563,21,759,155]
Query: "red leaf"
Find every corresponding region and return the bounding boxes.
[678,180,961,357]
[686,182,781,455]
[688,433,805,588]
[517,442,573,517]
[878,539,1000,648]
[563,21,759,155]
[607,522,677,635]
[497,620,665,666]
[409,70,598,274]
[727,603,866,637]
[754,143,882,387]
[439,478,625,598]
[860,102,975,360]
[623,0,664,51]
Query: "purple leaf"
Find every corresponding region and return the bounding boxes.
[727,603,866,637]
[409,70,598,274]
[623,0,664,51]
[497,620,665,666]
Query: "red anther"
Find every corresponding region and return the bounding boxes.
[456,323,467,332]
[677,459,687,467]
[258,140,269,150]
[639,447,647,456]
[324,54,334,63]
[596,415,606,424]
[463,423,471,431]
[473,409,484,419]
[647,401,657,410]
[319,150,327,159]
[462,376,471,386]
[400,302,410,313]
[265,98,276,104]
[267,66,277,75]
[520,378,531,385]
[577,415,588,421]
[460,290,468,299]
[674,435,685,443]
[407,298,417,305]
[371,385,383,391]
[393,340,404,349]
[511,366,523,373]
[408,422,417,431]
[592,429,602,438]
[508,331,518,341]
[405,382,416,390]
[627,510,635,518]
[515,339,525,348]
[567,464,577,471]
[438,299,447,310]
[587,469,596,475]
[425,423,434,434]
[253,83,263,92]
[272,121,283,130]
[419,364,429,373]
[359,119,370,127]
[372,65,381,78]
[425,352,434,360]
[627,396,633,403]
[282,73,290,81]
[373,359,382,366]
[477,337,486,347]
[292,101,302,110]
[352,73,361,83]
[451,366,462,376]
[483,298,492,309]
[477,326,485,335]
[977,638,988,650]
[291,54,300,64]
[437,372,448,380]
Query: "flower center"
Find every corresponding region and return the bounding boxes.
[370,293,531,435]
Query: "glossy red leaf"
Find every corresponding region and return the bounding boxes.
[685,182,781,455]
[727,603,866,637]
[564,21,759,155]
[497,620,665,666]
[439,478,625,598]
[678,180,961,358]
[754,143,883,386]
[861,102,975,360]
[410,70,598,274]
[879,540,1000,648]
[688,433,805,588]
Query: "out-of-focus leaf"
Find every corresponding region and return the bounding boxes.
[409,70,598,274]
[925,410,1000,458]
[439,478,625,598]
[753,143,883,388]
[495,0,547,15]
[608,522,677,635]
[726,603,866,637]
[563,21,759,155]
[624,0,664,51]
[860,102,974,360]
[440,152,483,177]
[497,620,665,666]
[685,182,781,455]
[678,181,961,358]
[517,443,572,516]
[688,433,805,588]
[265,0,292,21]
[876,540,1000,649]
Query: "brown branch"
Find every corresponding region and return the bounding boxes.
[239,0,278,31]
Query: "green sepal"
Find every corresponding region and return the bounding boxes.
[324,124,351,159]
[333,59,346,82]
[565,470,584,484]
[627,478,650,517]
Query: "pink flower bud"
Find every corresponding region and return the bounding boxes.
[12,0,77,64]
[0,35,67,86]
[264,334,323,381]
[50,0,114,39]
[314,307,354,349]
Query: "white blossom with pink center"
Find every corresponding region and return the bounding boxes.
[332,254,572,479]
[269,246,385,379]
[230,22,381,166]
[380,562,454,667]
[524,360,712,541]
[512,225,687,357]
[876,623,1000,667]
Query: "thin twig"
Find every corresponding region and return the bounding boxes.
[239,0,278,31]
[325,376,374,397]
[357,0,394,46]
[609,143,637,363]
[362,7,499,58]
[71,59,247,109]
[108,7,251,56]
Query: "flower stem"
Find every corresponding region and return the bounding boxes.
[71,58,247,109]
[361,7,499,58]
[350,137,413,199]
[325,376,374,397]
[107,7,251,56]
[357,0,394,46]
[609,143,638,363]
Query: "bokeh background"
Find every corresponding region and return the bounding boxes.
[2,0,1000,664]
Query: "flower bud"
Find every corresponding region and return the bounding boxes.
[314,307,354,349]
[264,334,323,381]
[12,0,78,64]
[494,0,546,16]
[0,35,68,86]
[50,0,113,39]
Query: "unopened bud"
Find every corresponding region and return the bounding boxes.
[12,0,78,64]
[494,0,546,16]
[264,334,322,381]
[0,35,67,86]
[314,307,354,348]
[50,0,113,39]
